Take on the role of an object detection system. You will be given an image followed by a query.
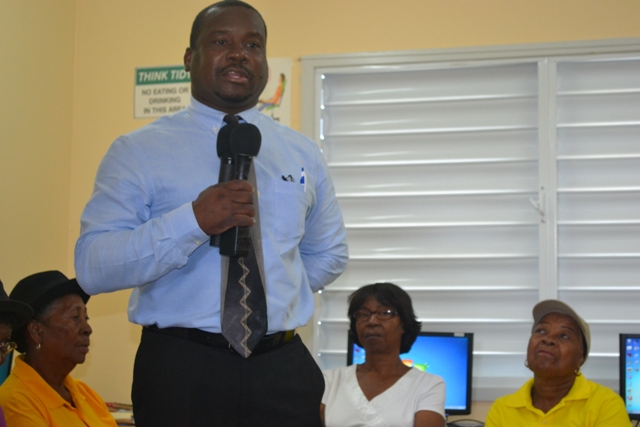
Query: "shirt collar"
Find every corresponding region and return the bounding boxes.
[186,95,258,132]
[562,374,591,401]
[504,374,591,410]
[505,377,535,408]
[13,355,86,410]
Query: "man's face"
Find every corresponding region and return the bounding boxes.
[184,6,268,114]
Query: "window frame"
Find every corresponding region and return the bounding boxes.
[301,38,640,401]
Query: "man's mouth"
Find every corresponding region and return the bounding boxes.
[220,67,251,83]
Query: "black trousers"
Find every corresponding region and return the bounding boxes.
[131,328,325,427]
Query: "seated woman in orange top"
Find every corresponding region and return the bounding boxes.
[0,271,117,427]
[0,279,33,427]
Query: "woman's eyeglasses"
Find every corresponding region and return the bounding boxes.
[352,309,398,322]
[0,341,17,356]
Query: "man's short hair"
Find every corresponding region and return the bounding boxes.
[189,1,267,49]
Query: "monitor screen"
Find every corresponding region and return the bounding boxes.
[620,333,640,420]
[347,331,473,415]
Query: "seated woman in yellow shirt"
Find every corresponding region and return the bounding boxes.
[0,271,117,427]
[486,299,630,427]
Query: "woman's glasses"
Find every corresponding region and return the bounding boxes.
[0,341,17,356]
[352,309,398,322]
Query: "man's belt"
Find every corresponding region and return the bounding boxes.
[144,325,296,355]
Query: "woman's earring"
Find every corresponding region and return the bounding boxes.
[524,359,529,368]
[575,368,582,376]
[36,343,41,351]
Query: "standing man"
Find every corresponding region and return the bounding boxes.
[74,2,348,426]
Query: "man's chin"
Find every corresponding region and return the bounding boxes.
[194,90,259,112]
[216,90,256,106]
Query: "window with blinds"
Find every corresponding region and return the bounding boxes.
[301,40,640,400]
[555,56,640,388]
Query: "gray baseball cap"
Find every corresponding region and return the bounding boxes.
[532,299,590,361]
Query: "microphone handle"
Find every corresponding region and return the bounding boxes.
[210,157,235,247]
[218,157,235,182]
[234,155,252,181]
[219,155,253,257]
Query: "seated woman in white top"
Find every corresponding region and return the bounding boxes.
[321,282,445,427]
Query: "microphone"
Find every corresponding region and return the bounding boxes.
[210,123,236,247]
[219,123,262,257]
[230,123,261,181]
[217,124,236,183]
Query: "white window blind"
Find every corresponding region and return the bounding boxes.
[556,56,640,387]
[301,39,640,401]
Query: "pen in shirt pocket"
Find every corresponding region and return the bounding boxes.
[300,167,306,193]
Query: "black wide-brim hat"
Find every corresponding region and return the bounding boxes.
[0,279,33,328]
[10,270,90,316]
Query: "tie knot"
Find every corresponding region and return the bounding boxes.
[224,115,239,126]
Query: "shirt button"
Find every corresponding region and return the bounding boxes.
[195,240,201,245]
[213,126,218,132]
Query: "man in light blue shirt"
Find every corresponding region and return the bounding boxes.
[74,2,348,426]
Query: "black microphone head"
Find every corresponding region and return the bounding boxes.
[217,124,234,158]
[230,123,261,157]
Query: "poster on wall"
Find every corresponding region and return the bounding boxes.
[134,66,191,118]
[134,58,292,126]
[256,57,292,127]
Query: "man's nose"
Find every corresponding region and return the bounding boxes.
[227,43,248,61]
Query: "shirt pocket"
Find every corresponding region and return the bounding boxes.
[274,180,306,241]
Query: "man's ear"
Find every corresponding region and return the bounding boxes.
[184,48,193,72]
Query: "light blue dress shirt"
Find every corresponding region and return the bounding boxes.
[75,97,348,333]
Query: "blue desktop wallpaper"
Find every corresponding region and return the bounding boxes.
[623,336,640,416]
[351,334,470,410]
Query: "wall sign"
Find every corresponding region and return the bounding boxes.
[134,65,190,119]
[134,58,292,125]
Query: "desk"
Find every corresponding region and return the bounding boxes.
[111,410,134,426]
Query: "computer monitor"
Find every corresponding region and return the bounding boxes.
[347,331,473,415]
[620,333,640,420]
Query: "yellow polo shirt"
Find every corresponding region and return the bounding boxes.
[486,375,631,427]
[0,356,117,427]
